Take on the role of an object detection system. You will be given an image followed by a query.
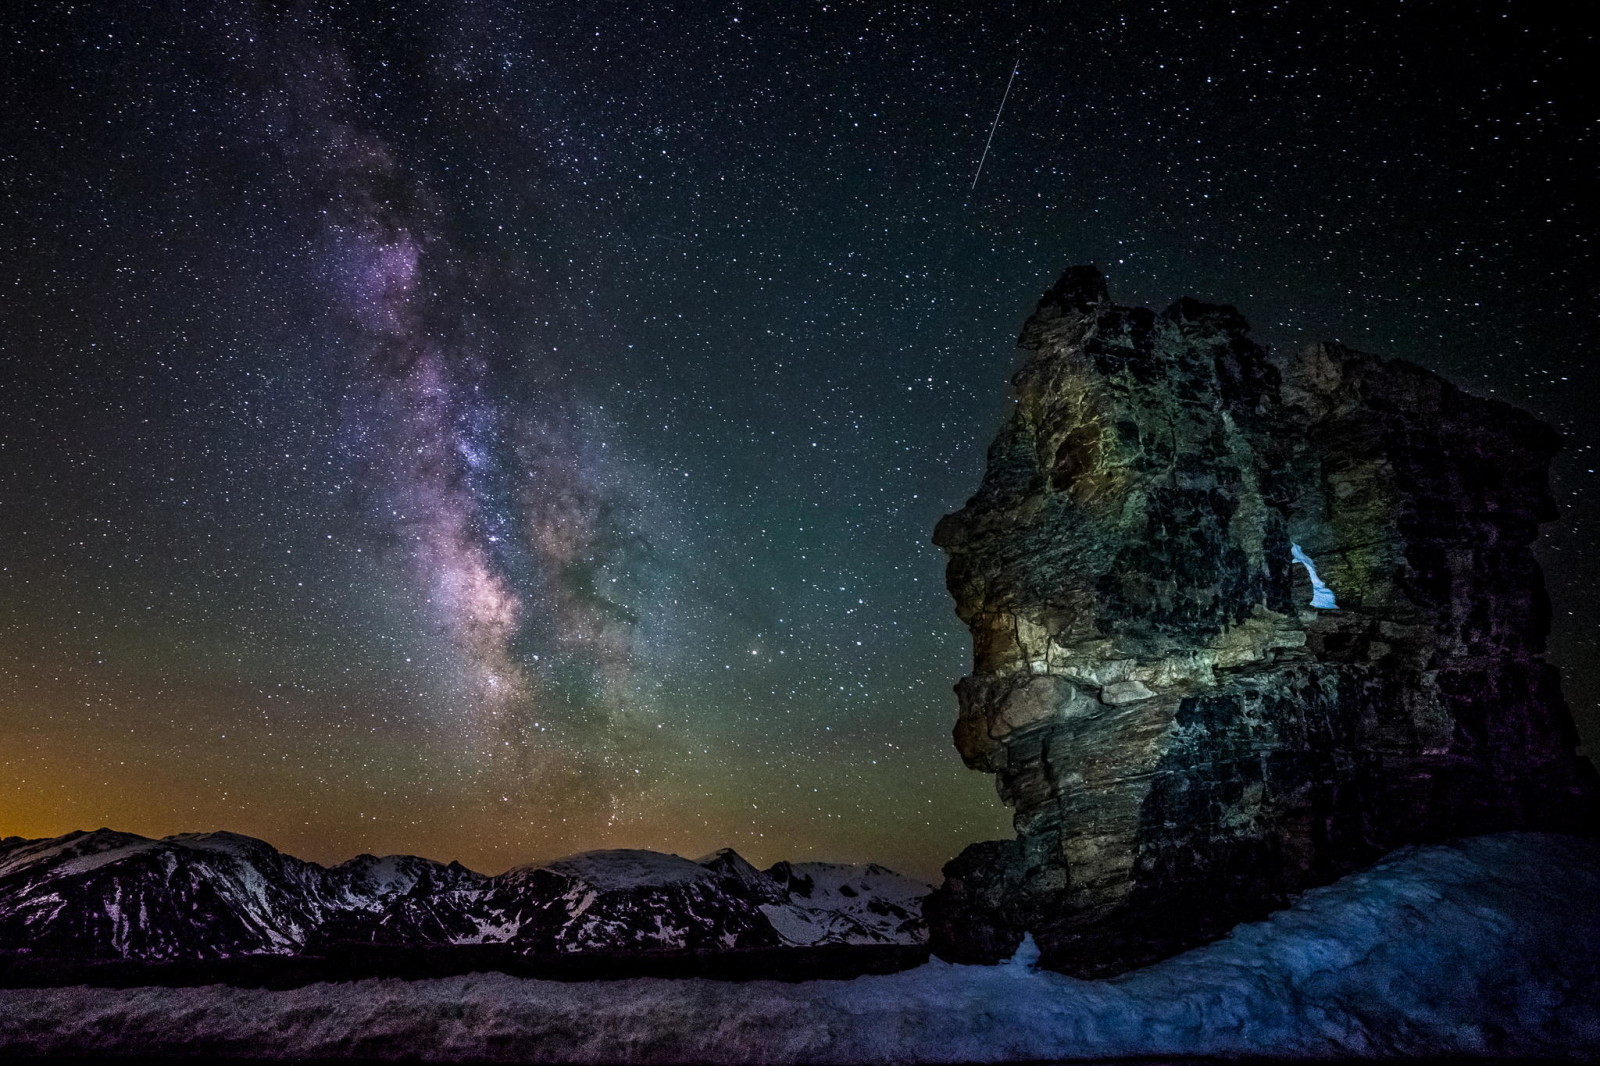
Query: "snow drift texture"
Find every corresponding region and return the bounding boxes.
[3,832,1596,1062]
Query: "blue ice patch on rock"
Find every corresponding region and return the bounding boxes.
[1291,543,1338,609]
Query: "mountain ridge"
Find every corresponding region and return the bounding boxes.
[0,828,928,962]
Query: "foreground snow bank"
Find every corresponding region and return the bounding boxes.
[3,832,1597,1063]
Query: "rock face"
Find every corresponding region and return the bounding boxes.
[0,829,928,961]
[927,266,1600,977]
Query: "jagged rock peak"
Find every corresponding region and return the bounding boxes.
[927,265,1600,978]
[1031,264,1109,320]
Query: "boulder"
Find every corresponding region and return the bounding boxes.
[926,266,1600,976]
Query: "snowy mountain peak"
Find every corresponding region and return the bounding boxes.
[695,848,787,904]
[164,831,284,861]
[540,849,714,892]
[693,846,749,867]
[330,852,482,899]
[0,828,159,882]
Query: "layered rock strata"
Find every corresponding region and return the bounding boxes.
[927,266,1599,976]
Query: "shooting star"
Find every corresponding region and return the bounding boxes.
[970,57,1020,193]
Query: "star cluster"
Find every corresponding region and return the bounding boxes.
[2,0,1594,878]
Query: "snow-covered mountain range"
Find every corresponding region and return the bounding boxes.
[0,829,928,961]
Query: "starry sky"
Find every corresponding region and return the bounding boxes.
[2,0,1595,880]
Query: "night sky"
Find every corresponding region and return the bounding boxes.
[2,0,1595,880]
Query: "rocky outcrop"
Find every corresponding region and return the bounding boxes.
[927,266,1600,977]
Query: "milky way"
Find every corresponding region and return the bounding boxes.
[254,9,675,830]
[2,0,1593,878]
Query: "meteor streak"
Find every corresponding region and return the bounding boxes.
[970,57,1020,193]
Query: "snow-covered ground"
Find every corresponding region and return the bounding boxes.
[2,832,1596,1063]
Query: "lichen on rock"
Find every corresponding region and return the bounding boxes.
[926,266,1600,977]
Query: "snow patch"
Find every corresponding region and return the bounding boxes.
[46,842,158,879]
[1291,542,1338,609]
[757,903,830,946]
[2,833,1592,1062]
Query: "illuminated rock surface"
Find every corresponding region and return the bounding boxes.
[926,266,1600,976]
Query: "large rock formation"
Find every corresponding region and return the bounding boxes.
[927,266,1599,977]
